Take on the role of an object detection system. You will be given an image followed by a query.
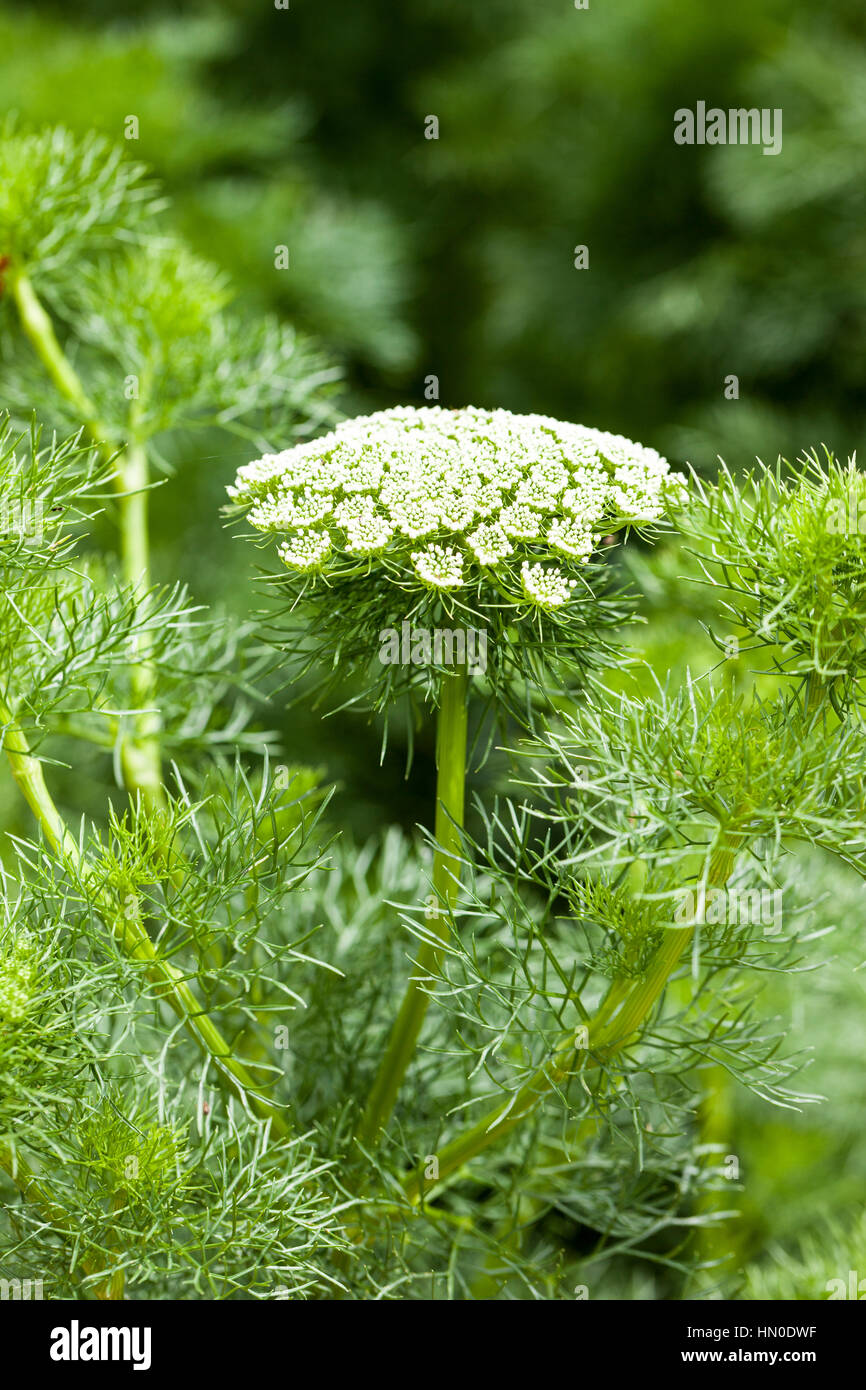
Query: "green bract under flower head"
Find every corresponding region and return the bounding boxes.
[228,405,683,610]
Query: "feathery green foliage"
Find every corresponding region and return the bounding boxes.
[1,124,864,1301]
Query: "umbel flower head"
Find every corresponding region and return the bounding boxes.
[228,405,683,612]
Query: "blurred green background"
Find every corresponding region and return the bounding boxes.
[1,0,864,1297]
[4,1,864,497]
[4,0,865,829]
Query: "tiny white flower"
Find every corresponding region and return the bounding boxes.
[411,543,464,589]
[291,488,333,527]
[473,481,505,518]
[547,517,594,561]
[333,494,377,527]
[499,503,543,540]
[227,453,288,502]
[388,493,441,539]
[247,495,295,531]
[339,444,384,494]
[344,512,394,556]
[515,457,569,509]
[466,522,513,566]
[438,489,478,532]
[278,529,332,573]
[520,561,577,610]
[562,475,608,526]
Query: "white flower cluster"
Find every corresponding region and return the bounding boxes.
[229,406,680,609]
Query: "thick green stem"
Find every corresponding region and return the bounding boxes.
[356,666,469,1145]
[691,1061,736,1289]
[0,697,287,1136]
[118,440,150,587]
[401,835,741,1203]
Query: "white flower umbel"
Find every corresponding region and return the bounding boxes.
[520,561,577,610]
[229,405,681,610]
[277,529,332,573]
[411,543,464,589]
[466,522,513,566]
[547,517,594,561]
[228,407,683,1149]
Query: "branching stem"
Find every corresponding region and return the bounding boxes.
[0,695,288,1137]
[9,271,113,452]
[401,835,741,1204]
[8,267,164,809]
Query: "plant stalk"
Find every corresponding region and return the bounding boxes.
[116,435,164,811]
[356,665,469,1145]
[0,697,287,1136]
[9,271,113,451]
[8,268,164,810]
[401,835,741,1203]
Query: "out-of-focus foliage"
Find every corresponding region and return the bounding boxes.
[194,0,864,472]
[0,7,416,377]
[619,531,866,1300]
[5,0,864,471]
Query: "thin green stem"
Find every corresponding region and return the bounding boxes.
[0,696,287,1137]
[356,665,469,1146]
[401,835,741,1204]
[8,267,164,810]
[116,434,164,811]
[9,270,114,456]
